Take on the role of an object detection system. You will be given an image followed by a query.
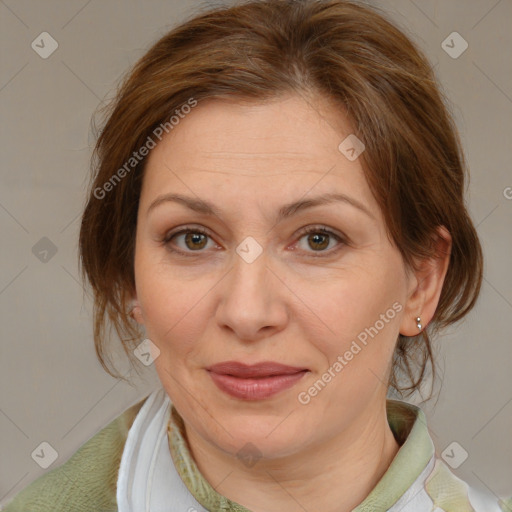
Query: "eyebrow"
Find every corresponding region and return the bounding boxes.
[147,192,374,221]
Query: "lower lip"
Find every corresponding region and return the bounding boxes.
[208,371,308,400]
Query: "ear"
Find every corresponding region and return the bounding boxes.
[130,293,145,325]
[399,226,452,336]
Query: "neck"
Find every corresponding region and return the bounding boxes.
[183,398,401,512]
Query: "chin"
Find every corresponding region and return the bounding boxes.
[202,410,315,460]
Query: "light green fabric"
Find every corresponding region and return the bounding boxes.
[424,459,474,512]
[500,497,512,512]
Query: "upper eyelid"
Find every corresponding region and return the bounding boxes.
[164,224,343,240]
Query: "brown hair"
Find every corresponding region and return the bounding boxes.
[79,0,483,399]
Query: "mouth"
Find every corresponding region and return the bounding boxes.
[206,361,309,400]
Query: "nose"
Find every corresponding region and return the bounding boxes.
[215,245,289,343]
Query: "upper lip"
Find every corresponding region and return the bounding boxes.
[206,361,308,378]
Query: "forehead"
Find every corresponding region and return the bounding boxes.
[140,93,375,212]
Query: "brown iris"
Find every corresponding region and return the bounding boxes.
[185,232,208,250]
[308,232,329,251]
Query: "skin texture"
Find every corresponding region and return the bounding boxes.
[131,92,452,512]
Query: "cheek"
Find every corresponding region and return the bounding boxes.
[135,261,214,358]
[295,272,404,413]
[303,265,403,357]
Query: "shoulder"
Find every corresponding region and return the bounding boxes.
[2,395,148,512]
[424,458,511,512]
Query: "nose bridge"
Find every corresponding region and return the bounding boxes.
[229,236,271,301]
[216,237,287,338]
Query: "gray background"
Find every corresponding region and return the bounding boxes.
[1,0,511,507]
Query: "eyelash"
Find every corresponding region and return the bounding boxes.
[161,225,347,258]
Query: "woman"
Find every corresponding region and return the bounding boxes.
[4,0,510,511]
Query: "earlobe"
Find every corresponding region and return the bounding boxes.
[399,226,452,337]
[130,298,144,325]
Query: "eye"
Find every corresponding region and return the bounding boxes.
[163,226,217,256]
[294,226,346,256]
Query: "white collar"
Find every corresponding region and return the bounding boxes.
[116,386,209,512]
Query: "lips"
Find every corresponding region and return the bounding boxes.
[206,361,309,400]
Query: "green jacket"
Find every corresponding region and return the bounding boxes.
[3,393,511,512]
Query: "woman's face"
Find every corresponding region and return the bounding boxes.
[132,93,417,459]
